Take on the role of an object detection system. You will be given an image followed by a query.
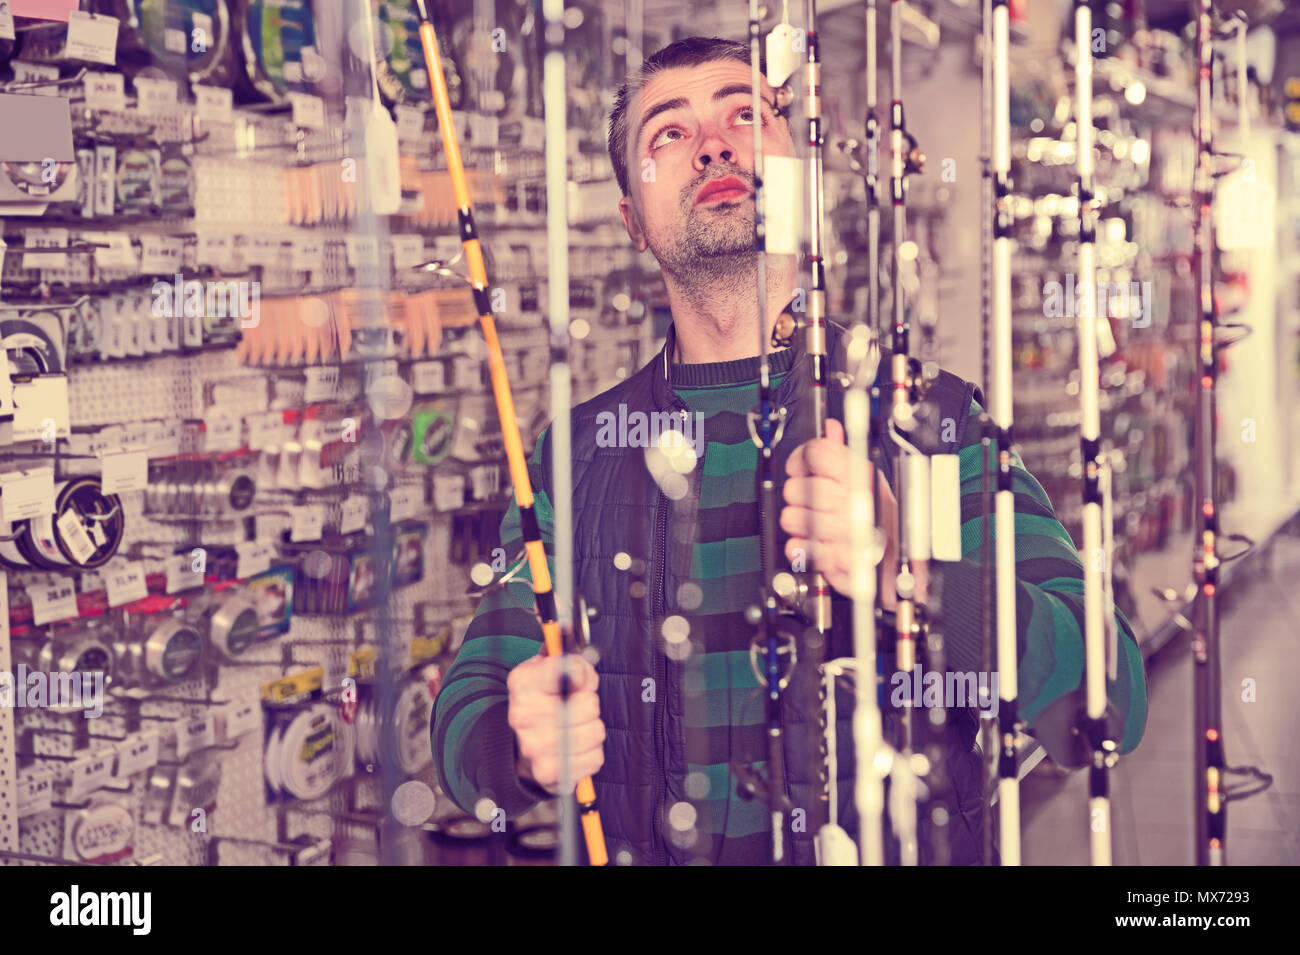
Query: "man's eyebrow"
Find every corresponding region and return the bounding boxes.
[636,85,777,145]
[637,96,688,144]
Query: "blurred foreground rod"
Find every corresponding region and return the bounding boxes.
[414,0,608,867]
[989,0,1022,866]
[1073,0,1119,868]
[1191,0,1225,867]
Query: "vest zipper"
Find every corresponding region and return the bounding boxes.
[652,489,669,866]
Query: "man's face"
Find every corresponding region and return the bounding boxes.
[619,59,795,273]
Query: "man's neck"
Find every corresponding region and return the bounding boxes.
[664,257,797,364]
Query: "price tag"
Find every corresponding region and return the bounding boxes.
[204,411,241,453]
[235,541,274,580]
[147,419,181,458]
[83,71,126,111]
[17,769,54,818]
[0,4,13,43]
[134,76,178,115]
[1,467,56,522]
[67,748,116,802]
[88,231,137,270]
[113,731,160,779]
[246,411,283,451]
[291,236,324,273]
[66,11,120,66]
[175,715,216,759]
[139,235,183,275]
[197,232,233,268]
[303,366,339,403]
[389,484,422,523]
[411,361,445,394]
[290,505,324,542]
[343,234,379,269]
[290,92,325,129]
[12,376,71,442]
[56,511,98,566]
[99,449,147,494]
[339,495,367,534]
[105,561,148,606]
[395,105,425,144]
[221,700,260,740]
[164,553,204,593]
[22,227,69,270]
[391,234,425,270]
[164,27,186,54]
[12,61,59,96]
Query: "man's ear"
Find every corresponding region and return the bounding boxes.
[618,194,649,252]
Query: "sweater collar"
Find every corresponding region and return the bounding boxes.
[654,318,823,407]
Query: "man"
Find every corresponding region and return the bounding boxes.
[432,37,1148,865]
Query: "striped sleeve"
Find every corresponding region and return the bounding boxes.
[431,429,554,816]
[936,399,1149,764]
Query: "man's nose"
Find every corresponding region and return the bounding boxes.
[693,132,738,172]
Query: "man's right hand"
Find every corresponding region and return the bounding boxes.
[507,652,605,795]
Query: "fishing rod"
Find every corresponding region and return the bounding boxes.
[744,0,795,865]
[414,0,608,867]
[1191,0,1225,867]
[978,0,996,869]
[886,0,932,867]
[541,0,582,868]
[1073,0,1117,867]
[990,0,1021,867]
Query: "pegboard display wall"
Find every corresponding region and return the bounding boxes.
[0,0,652,869]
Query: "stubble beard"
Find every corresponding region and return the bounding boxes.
[649,197,758,303]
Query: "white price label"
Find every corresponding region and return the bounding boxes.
[22,227,69,270]
[89,231,137,270]
[246,411,283,451]
[391,234,425,270]
[411,361,445,394]
[197,232,232,268]
[12,61,59,96]
[395,105,425,143]
[105,561,148,607]
[56,510,98,566]
[134,76,178,115]
[291,237,324,273]
[147,420,182,458]
[165,553,205,593]
[11,376,71,442]
[175,715,216,759]
[235,541,274,580]
[389,484,422,523]
[1,467,56,522]
[221,700,260,740]
[113,732,160,779]
[339,495,367,534]
[67,749,116,802]
[343,234,379,269]
[139,235,184,275]
[289,505,324,542]
[290,93,325,129]
[83,71,126,111]
[303,366,339,403]
[204,412,241,453]
[17,770,54,818]
[66,11,120,66]
[163,27,186,54]
[100,449,147,494]
[0,4,13,43]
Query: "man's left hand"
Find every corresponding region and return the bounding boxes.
[780,418,927,608]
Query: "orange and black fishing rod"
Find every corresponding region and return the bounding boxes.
[414,0,608,867]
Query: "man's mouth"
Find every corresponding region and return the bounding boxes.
[695,176,750,206]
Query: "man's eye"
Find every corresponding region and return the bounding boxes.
[735,107,756,125]
[651,127,684,149]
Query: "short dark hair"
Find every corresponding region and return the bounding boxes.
[607,37,752,197]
